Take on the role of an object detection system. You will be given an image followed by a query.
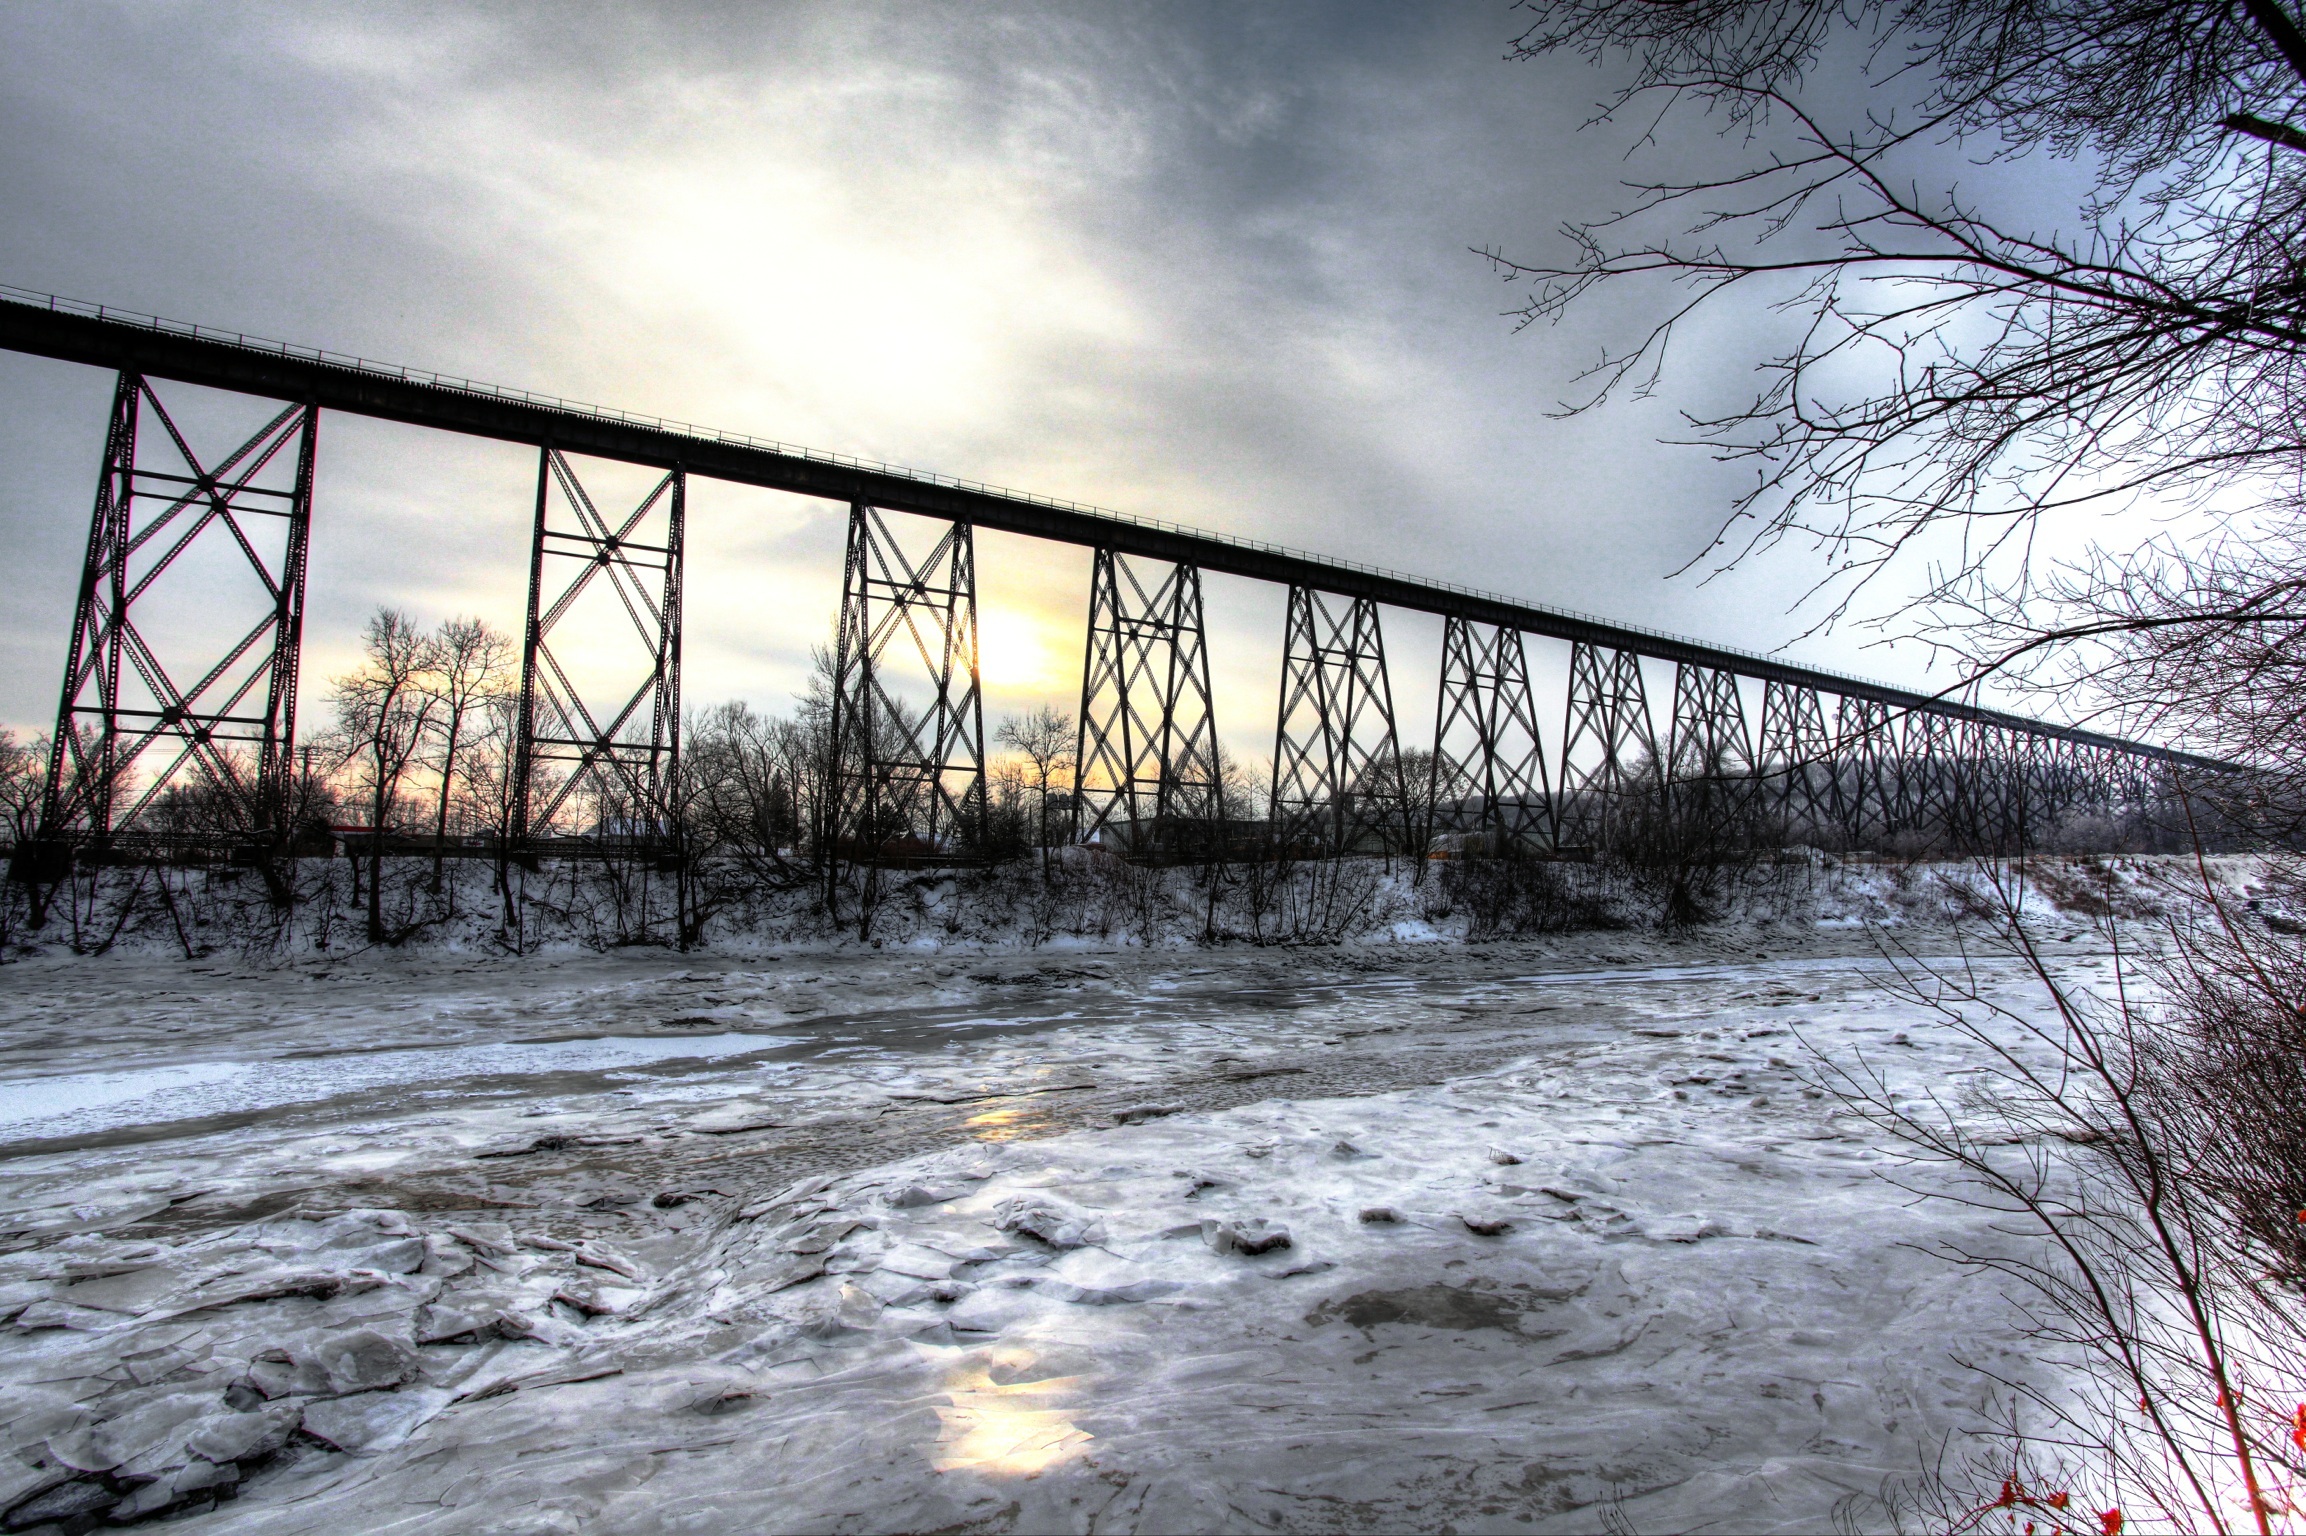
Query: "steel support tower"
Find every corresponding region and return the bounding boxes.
[1074,550,1220,851]
[829,503,986,863]
[1668,662,1756,806]
[1756,679,1837,841]
[1271,588,1412,856]
[1557,641,1660,848]
[511,448,686,843]
[36,372,315,862]
[1429,616,1554,851]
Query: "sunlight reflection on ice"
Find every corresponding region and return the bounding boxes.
[964,1104,1062,1142]
[930,1349,1093,1476]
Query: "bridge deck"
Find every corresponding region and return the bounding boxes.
[0,287,2219,768]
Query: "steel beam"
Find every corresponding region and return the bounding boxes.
[511,449,685,842]
[37,373,315,851]
[1074,550,1220,852]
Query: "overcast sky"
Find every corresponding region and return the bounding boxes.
[0,2,2034,769]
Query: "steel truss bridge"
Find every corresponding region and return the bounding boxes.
[0,287,2228,872]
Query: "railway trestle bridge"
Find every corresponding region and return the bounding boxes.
[0,287,2230,877]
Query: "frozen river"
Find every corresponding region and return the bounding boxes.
[0,933,2093,1532]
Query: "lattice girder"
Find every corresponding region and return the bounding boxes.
[1074,551,1219,845]
[512,448,685,840]
[829,503,986,859]
[1271,588,1410,855]
[1667,663,1756,817]
[1756,680,1837,838]
[1557,642,1659,849]
[1430,617,1554,850]
[40,372,315,845]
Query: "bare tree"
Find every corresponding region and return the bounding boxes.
[330,609,439,944]
[417,616,513,894]
[1815,866,2306,1536]
[686,701,808,889]
[1494,0,2306,668]
[997,704,1075,871]
[0,731,40,855]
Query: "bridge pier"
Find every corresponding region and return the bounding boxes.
[1557,641,1658,850]
[1074,550,1220,854]
[829,504,986,867]
[1271,588,1409,856]
[1902,712,1959,847]
[1430,616,1554,853]
[34,372,315,863]
[510,449,685,845]
[1668,663,1756,824]
[1832,697,1896,847]
[1757,680,1835,843]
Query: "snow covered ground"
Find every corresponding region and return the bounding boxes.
[0,900,2142,1533]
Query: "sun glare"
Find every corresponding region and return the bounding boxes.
[976,607,1072,693]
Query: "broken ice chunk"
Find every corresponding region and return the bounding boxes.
[799,1282,883,1338]
[46,1390,213,1475]
[444,1224,515,1258]
[992,1197,1106,1250]
[185,1404,302,1464]
[59,1265,181,1315]
[945,1285,1046,1334]
[1487,1147,1524,1166]
[299,1387,451,1455]
[1202,1218,1291,1256]
[572,1242,644,1280]
[307,1329,421,1394]
[878,1245,957,1281]
[1045,1249,1172,1304]
[553,1278,650,1317]
[7,1479,117,1527]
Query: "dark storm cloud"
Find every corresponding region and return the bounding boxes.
[0,1,1943,749]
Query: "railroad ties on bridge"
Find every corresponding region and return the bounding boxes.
[6,342,2203,880]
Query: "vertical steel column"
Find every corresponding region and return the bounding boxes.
[1756,680,1835,842]
[1074,551,1219,853]
[509,447,550,847]
[37,374,316,851]
[1429,617,1554,852]
[511,450,686,842]
[830,503,986,862]
[258,405,319,838]
[1558,642,1659,849]
[1271,588,1408,856]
